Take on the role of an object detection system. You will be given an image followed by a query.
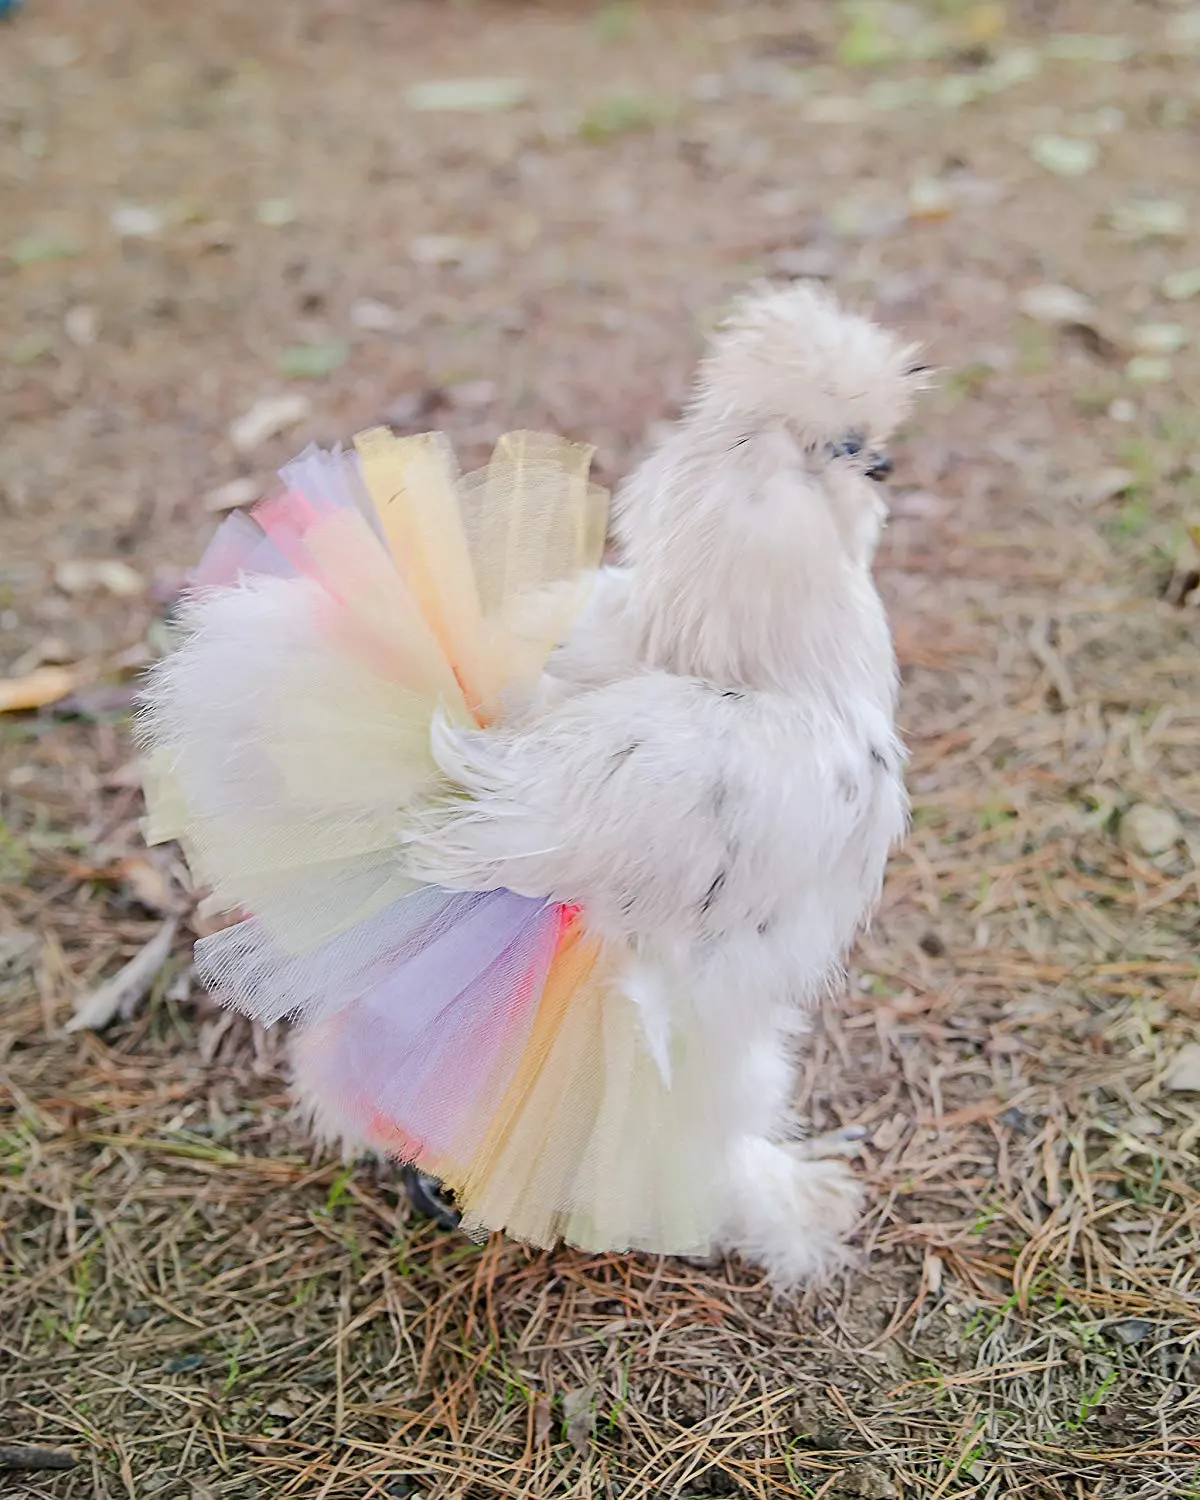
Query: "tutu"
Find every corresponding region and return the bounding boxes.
[140,428,719,1253]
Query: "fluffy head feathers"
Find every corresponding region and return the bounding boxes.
[691,281,930,451]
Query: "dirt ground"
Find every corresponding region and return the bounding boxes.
[2,1,1199,1496]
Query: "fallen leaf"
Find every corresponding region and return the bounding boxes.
[825,196,907,240]
[530,1393,553,1447]
[10,233,78,267]
[277,342,348,380]
[0,666,81,713]
[30,35,80,67]
[804,95,871,124]
[591,3,635,43]
[1045,33,1132,63]
[255,197,297,227]
[908,177,955,220]
[112,855,178,914]
[871,1113,906,1151]
[981,47,1041,91]
[1166,11,1200,52]
[1162,267,1200,301]
[932,74,984,108]
[1109,200,1187,239]
[228,393,312,453]
[408,234,471,267]
[1107,1318,1154,1345]
[1030,134,1097,177]
[64,305,98,345]
[350,297,402,332]
[864,78,927,111]
[837,6,898,68]
[1134,322,1187,354]
[405,78,530,112]
[1016,284,1095,324]
[1164,1043,1200,1093]
[1072,105,1125,135]
[1125,355,1172,384]
[65,918,178,1033]
[446,379,496,410]
[578,92,670,141]
[7,333,53,365]
[110,204,165,238]
[54,559,144,597]
[1073,468,1134,506]
[0,931,39,972]
[963,3,1006,43]
[561,1386,597,1453]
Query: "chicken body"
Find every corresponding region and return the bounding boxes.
[412,284,925,1281]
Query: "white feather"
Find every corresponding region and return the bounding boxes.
[408,282,924,1284]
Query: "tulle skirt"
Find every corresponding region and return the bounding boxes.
[140,428,722,1253]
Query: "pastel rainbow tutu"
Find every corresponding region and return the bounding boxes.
[140,428,717,1253]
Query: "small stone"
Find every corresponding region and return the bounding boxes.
[1118,803,1182,857]
[204,478,260,513]
[1108,398,1136,422]
[228,393,312,453]
[1164,1042,1200,1093]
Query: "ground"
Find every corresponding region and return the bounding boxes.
[2,1,1199,1496]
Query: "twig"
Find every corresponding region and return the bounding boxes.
[0,1445,79,1471]
[65,917,178,1032]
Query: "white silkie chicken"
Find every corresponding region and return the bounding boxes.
[406,283,928,1283]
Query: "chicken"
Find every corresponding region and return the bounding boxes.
[404,283,928,1283]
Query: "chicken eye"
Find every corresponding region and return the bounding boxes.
[826,430,865,461]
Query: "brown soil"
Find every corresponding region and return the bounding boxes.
[2,2,1198,1497]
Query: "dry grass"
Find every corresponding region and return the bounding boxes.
[2,0,1199,1496]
